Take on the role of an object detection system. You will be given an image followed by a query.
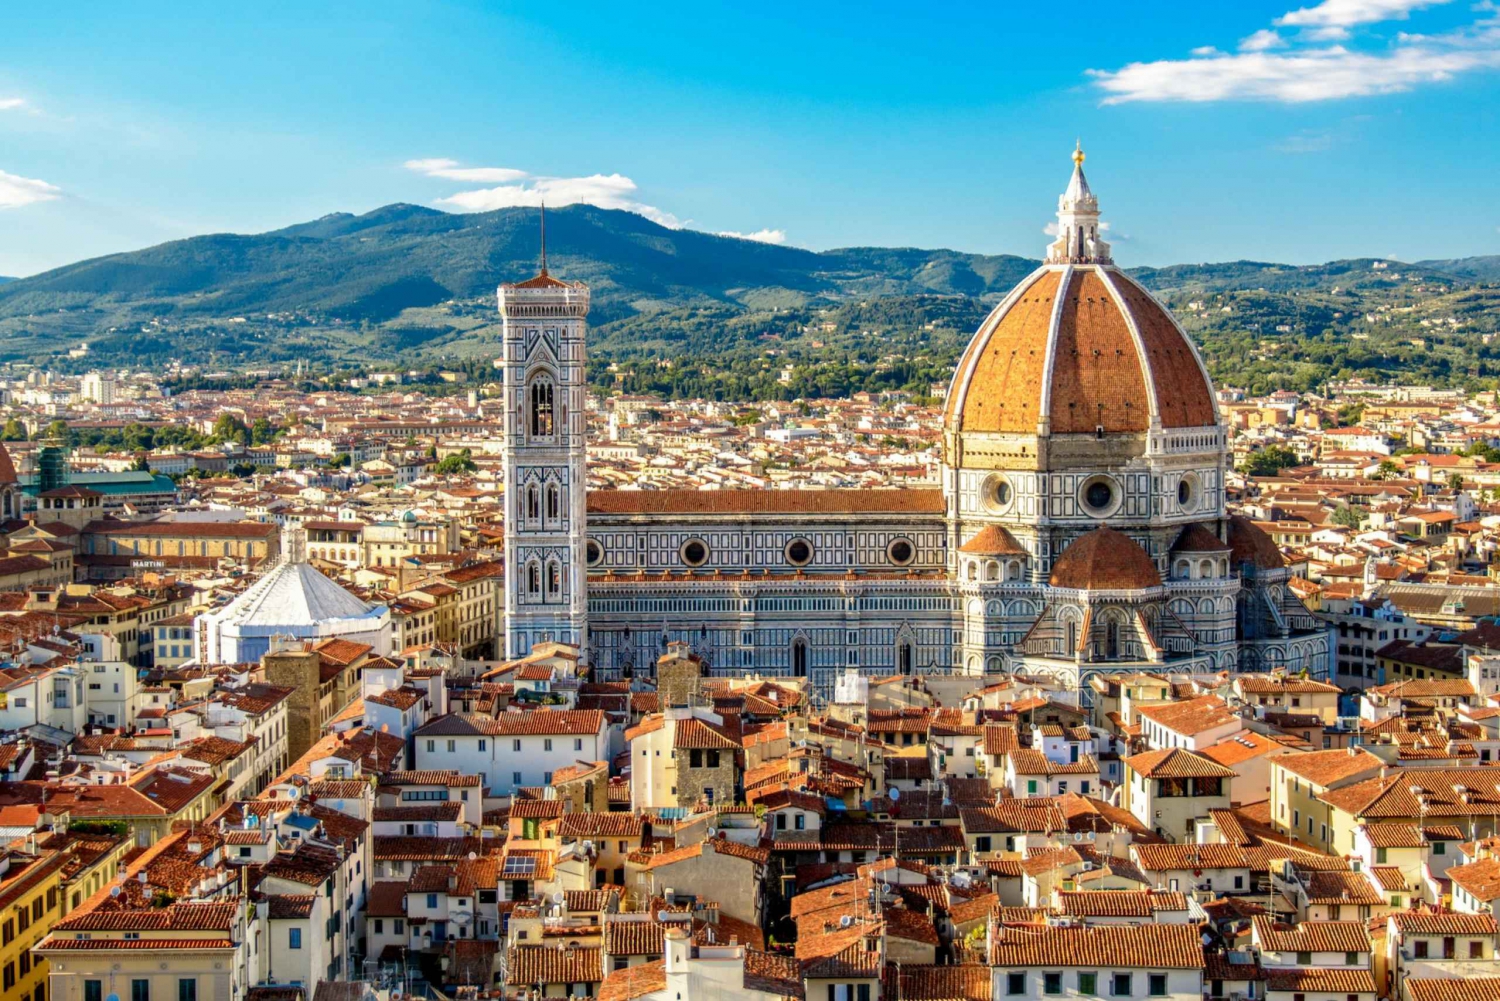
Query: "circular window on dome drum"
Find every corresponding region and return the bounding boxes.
[679,538,710,567]
[585,539,604,567]
[1079,475,1122,518]
[1177,473,1200,511]
[887,538,915,566]
[981,474,1014,514]
[785,538,814,567]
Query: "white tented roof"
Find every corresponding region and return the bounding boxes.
[217,560,376,627]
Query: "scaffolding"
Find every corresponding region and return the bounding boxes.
[36,439,70,494]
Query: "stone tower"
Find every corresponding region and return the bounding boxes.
[499,210,592,661]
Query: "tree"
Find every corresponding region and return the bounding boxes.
[434,449,477,475]
[1463,442,1500,462]
[0,419,26,441]
[329,452,351,468]
[121,422,155,452]
[34,419,68,442]
[211,413,251,446]
[1331,504,1367,529]
[231,462,258,478]
[250,417,278,446]
[131,455,151,472]
[1449,472,1465,492]
[1240,445,1300,477]
[1335,403,1365,427]
[1371,459,1401,481]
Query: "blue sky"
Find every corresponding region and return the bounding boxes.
[2,0,1497,276]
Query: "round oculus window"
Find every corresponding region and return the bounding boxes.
[680,539,710,567]
[785,538,814,566]
[585,539,604,567]
[1177,474,1198,509]
[887,538,915,566]
[1085,480,1114,511]
[982,474,1014,513]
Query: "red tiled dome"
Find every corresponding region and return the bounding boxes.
[959,524,1027,556]
[1049,526,1160,590]
[1171,523,1230,553]
[0,445,14,486]
[943,266,1218,437]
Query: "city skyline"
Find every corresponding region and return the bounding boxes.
[3,0,1498,277]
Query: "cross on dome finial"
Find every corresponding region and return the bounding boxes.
[1046,140,1112,265]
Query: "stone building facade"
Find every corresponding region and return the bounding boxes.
[498,148,1332,700]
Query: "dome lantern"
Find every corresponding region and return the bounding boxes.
[1047,141,1112,266]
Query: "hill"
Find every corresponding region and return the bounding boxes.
[1417,255,1500,283]
[1,204,1496,398]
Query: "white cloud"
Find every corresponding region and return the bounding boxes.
[0,169,61,209]
[1241,29,1288,50]
[1090,0,1497,102]
[1091,34,1500,102]
[410,159,685,228]
[717,228,787,245]
[1191,45,1223,56]
[0,98,23,111]
[1277,0,1450,29]
[403,158,527,183]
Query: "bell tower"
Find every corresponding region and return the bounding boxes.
[498,208,591,660]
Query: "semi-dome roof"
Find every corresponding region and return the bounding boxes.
[944,148,1218,437]
[1171,523,1231,553]
[1049,525,1160,590]
[959,524,1028,556]
[1228,515,1286,569]
[0,445,15,486]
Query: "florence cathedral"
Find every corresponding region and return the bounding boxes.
[494,147,1332,699]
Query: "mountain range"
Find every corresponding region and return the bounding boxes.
[0,203,1494,376]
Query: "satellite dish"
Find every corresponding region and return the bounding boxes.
[468,852,478,861]
[110,886,121,898]
[552,891,566,904]
[888,787,900,801]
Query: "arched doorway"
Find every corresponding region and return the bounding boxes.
[792,638,808,677]
[898,642,914,675]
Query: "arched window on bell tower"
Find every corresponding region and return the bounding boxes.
[529,376,555,440]
[527,484,541,524]
[546,482,561,524]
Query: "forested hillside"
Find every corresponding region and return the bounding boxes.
[2,204,1496,399]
